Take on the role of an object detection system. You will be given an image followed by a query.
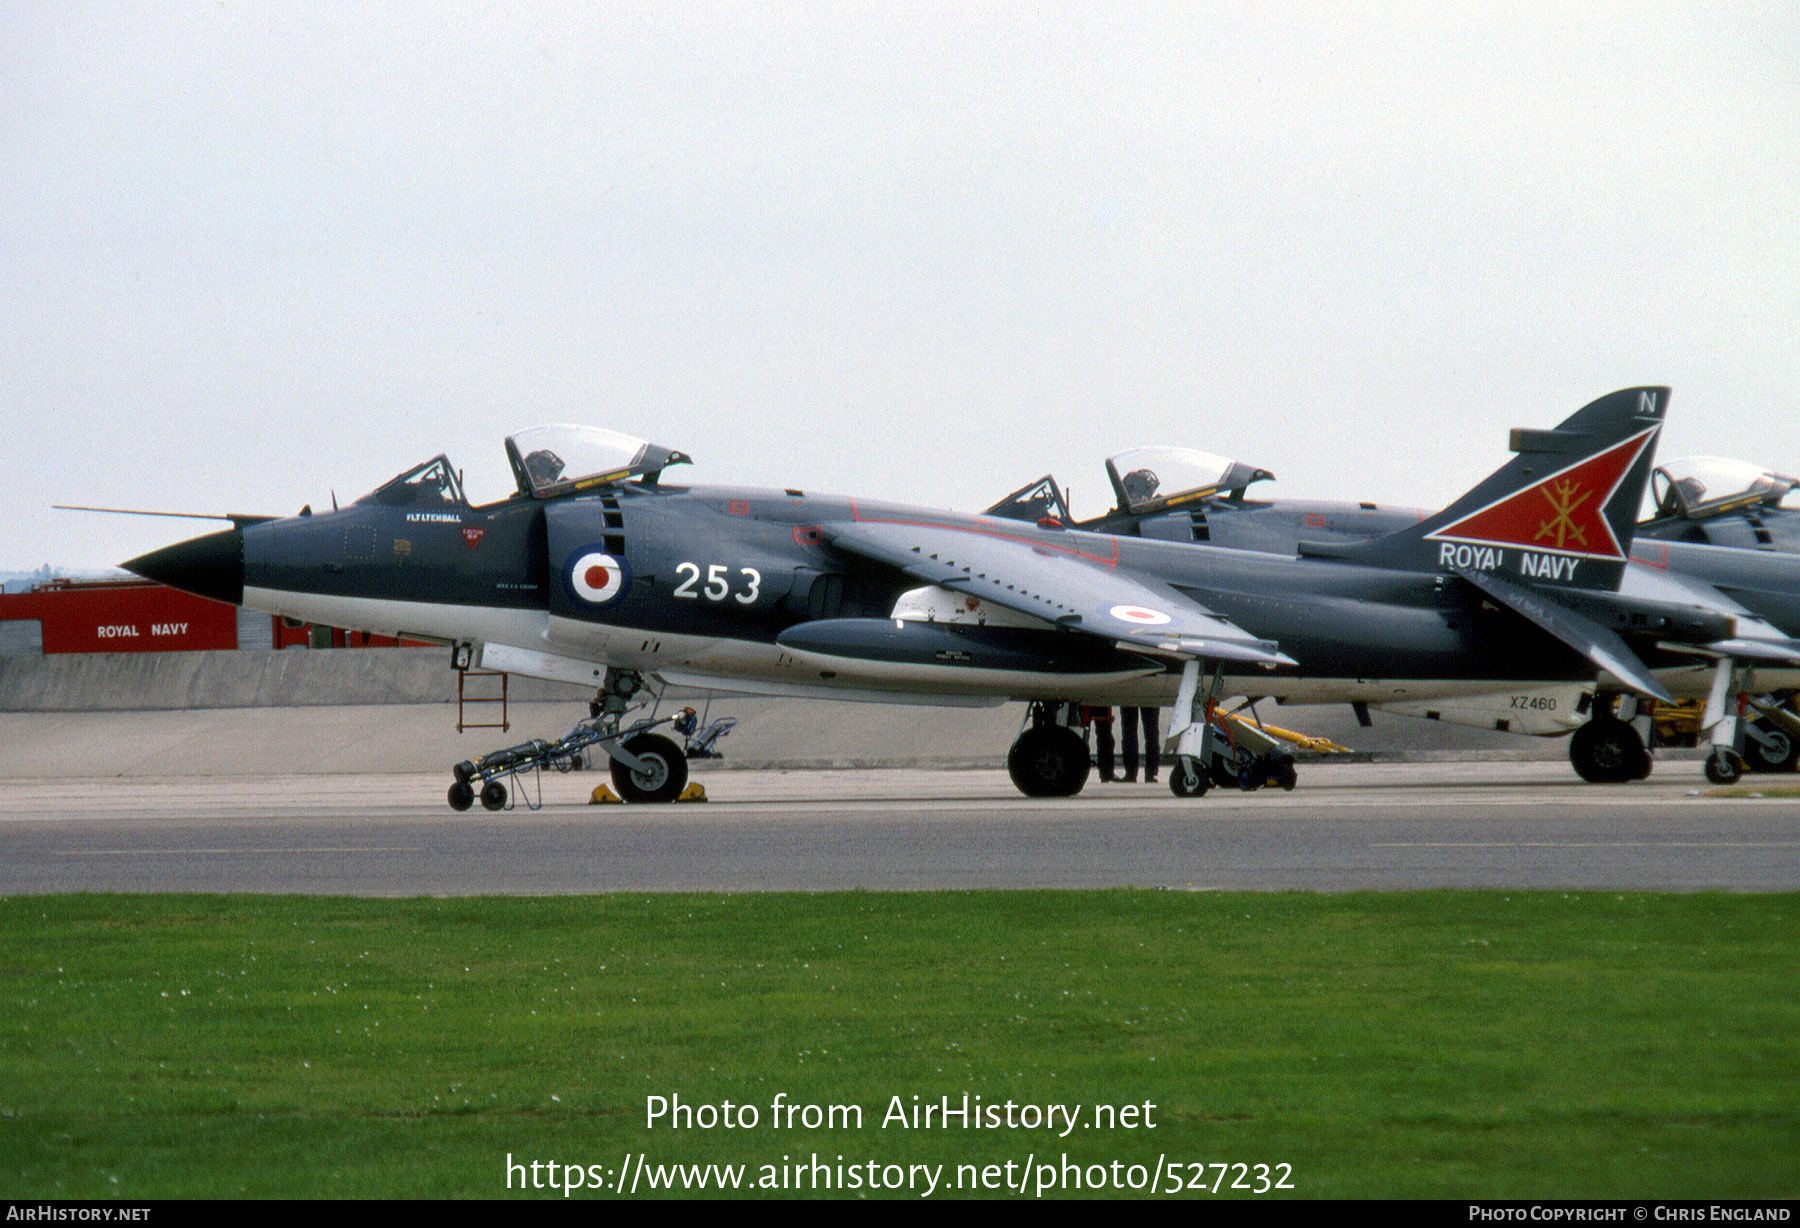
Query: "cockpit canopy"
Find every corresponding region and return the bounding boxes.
[361,456,466,508]
[1652,457,1797,520]
[504,425,691,499]
[1104,446,1273,515]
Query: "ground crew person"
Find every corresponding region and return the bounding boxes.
[1120,706,1160,783]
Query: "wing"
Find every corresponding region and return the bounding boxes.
[1454,565,1676,702]
[822,520,1295,666]
[1457,560,1800,705]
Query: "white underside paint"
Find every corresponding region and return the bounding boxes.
[1373,684,1590,735]
[653,669,1006,708]
[243,586,551,649]
[478,642,610,689]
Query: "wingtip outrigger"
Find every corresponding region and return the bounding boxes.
[1163,656,1299,798]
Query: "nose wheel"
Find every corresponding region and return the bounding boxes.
[1743,718,1799,773]
[608,732,690,804]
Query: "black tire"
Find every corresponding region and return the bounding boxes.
[1168,758,1209,798]
[480,781,507,811]
[609,732,689,803]
[1006,726,1091,798]
[1569,718,1648,784]
[447,781,475,811]
[1704,748,1743,786]
[1744,720,1799,773]
[1277,759,1298,791]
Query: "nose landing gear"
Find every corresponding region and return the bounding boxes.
[444,668,735,809]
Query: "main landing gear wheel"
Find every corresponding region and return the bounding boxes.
[1744,720,1799,773]
[447,781,475,811]
[1569,717,1649,784]
[1705,748,1743,786]
[1168,757,1210,798]
[1007,726,1091,798]
[480,781,508,811]
[609,732,689,803]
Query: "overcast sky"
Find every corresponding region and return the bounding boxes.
[4,2,1796,572]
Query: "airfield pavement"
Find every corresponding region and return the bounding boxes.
[0,649,1792,895]
[0,756,1794,895]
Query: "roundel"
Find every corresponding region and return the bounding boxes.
[566,549,631,606]
[1109,604,1171,626]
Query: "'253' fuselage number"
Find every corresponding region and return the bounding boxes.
[672,562,762,604]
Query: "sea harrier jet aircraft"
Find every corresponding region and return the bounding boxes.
[129,385,1791,801]
[1008,420,1800,785]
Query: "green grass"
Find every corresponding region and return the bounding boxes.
[0,892,1794,1199]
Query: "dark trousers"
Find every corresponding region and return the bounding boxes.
[1121,707,1161,780]
[1093,714,1115,780]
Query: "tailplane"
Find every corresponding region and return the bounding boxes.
[1323,386,1668,591]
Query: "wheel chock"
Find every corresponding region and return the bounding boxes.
[676,782,709,803]
[588,784,623,805]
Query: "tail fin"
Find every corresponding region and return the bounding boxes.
[1322,386,1668,591]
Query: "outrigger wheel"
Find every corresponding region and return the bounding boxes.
[609,732,690,803]
[1168,757,1209,798]
[1704,747,1743,786]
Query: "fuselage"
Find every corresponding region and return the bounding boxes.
[134,475,1767,711]
[1107,494,1800,702]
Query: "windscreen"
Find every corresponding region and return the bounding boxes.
[361,456,465,507]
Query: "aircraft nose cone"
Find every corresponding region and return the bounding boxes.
[123,528,245,606]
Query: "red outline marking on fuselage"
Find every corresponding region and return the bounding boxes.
[848,502,1121,567]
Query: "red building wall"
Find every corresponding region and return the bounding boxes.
[0,579,238,654]
[1,578,435,654]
